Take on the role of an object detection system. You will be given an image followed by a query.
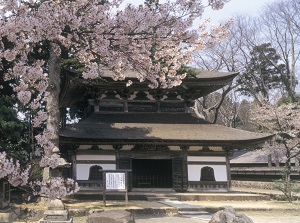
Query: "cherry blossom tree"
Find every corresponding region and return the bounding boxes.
[0,0,231,199]
[252,101,300,201]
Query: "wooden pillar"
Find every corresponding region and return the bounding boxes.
[157,101,161,112]
[123,101,128,112]
[180,146,189,192]
[69,150,77,180]
[268,154,272,167]
[113,144,123,169]
[223,147,232,191]
[226,153,231,190]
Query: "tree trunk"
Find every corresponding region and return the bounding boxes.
[285,150,292,202]
[43,43,61,182]
[285,164,292,202]
[275,151,280,167]
[47,43,61,153]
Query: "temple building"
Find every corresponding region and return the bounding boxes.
[231,150,300,182]
[59,69,272,192]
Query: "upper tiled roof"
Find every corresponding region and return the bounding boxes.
[60,69,239,107]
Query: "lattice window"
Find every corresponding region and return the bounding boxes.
[88,165,103,180]
[200,166,216,181]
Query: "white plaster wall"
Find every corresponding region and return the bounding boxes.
[76,164,116,180]
[76,154,116,161]
[187,156,226,162]
[188,165,227,181]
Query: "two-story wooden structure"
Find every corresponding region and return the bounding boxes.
[59,69,272,192]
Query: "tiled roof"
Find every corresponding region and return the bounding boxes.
[60,112,272,147]
[60,70,238,107]
[231,150,297,164]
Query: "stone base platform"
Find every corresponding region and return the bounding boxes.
[71,189,270,201]
[38,218,73,223]
[0,206,20,223]
[38,199,73,223]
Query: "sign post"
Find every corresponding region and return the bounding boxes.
[103,170,129,207]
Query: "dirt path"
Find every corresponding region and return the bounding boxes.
[73,210,300,223]
[243,210,300,223]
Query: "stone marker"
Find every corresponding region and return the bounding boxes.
[87,210,135,223]
[38,199,73,223]
[209,206,254,223]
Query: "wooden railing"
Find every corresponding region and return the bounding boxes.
[77,180,103,189]
[132,174,172,188]
[188,181,228,190]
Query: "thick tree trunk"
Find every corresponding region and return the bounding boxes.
[43,43,61,182]
[47,44,61,152]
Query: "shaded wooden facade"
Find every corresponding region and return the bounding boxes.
[231,150,300,181]
[59,70,272,192]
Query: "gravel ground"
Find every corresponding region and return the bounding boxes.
[134,214,208,223]
[16,199,300,223]
[73,210,300,223]
[243,210,300,223]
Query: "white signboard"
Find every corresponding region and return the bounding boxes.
[105,172,126,190]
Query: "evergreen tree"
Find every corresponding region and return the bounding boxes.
[237,43,285,103]
[0,95,28,161]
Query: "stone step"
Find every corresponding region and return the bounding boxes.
[178,210,210,215]
[177,207,207,212]
[159,200,205,210]
[147,196,178,201]
[181,214,212,221]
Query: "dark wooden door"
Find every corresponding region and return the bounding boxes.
[132,159,173,188]
[172,158,188,192]
[118,158,132,191]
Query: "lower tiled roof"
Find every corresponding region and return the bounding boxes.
[60,112,272,147]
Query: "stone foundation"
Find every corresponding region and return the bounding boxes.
[232,180,300,190]
[38,199,73,223]
[87,210,135,223]
[0,206,20,223]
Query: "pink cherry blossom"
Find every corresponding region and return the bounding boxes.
[0,0,230,199]
[0,152,30,187]
[17,90,31,105]
[32,177,80,199]
[40,154,61,169]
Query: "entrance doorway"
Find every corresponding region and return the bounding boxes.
[132,159,173,188]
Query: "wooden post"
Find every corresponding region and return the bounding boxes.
[268,154,272,167]
[125,172,128,206]
[103,172,106,207]
[226,153,231,190]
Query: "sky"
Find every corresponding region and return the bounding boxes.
[202,0,278,23]
[123,0,279,25]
